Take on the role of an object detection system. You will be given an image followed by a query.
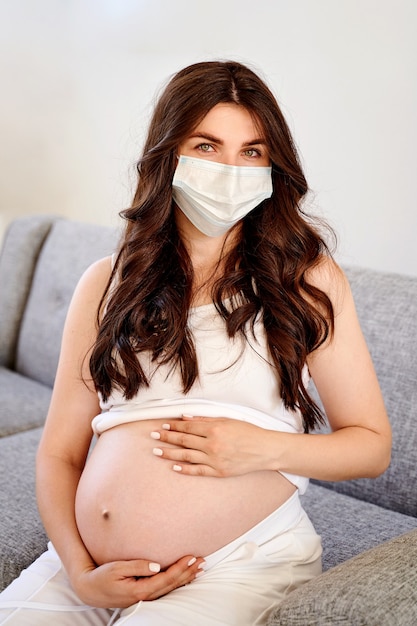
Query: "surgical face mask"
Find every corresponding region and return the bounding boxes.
[172,155,273,238]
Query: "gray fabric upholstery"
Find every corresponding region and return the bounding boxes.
[312,267,417,518]
[0,367,52,436]
[301,483,417,570]
[268,529,417,626]
[0,427,47,590]
[15,219,119,388]
[0,215,57,368]
[0,216,416,622]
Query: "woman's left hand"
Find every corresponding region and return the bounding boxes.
[150,416,273,477]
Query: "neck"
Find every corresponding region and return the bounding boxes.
[175,207,238,268]
[174,208,239,305]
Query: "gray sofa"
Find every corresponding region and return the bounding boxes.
[1,214,416,624]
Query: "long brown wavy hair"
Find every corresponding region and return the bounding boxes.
[90,60,336,432]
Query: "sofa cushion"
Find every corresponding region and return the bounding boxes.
[267,528,417,626]
[0,427,48,592]
[312,266,417,518]
[0,215,57,369]
[0,367,52,436]
[301,483,417,570]
[15,219,119,388]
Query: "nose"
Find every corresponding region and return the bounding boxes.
[216,152,240,167]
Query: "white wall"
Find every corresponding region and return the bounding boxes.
[1,0,416,276]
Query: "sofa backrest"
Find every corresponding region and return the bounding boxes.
[313,266,417,518]
[0,215,57,369]
[3,217,416,517]
[14,218,120,388]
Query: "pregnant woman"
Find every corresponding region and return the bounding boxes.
[0,60,391,625]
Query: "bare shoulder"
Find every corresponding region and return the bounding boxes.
[77,255,113,289]
[71,256,113,305]
[63,255,114,332]
[305,255,350,314]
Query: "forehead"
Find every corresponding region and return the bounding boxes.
[192,103,264,139]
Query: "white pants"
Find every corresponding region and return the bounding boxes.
[0,492,321,625]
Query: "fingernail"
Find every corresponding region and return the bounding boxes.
[173,464,182,472]
[195,570,205,578]
[153,448,163,456]
[182,414,194,419]
[149,562,161,573]
[162,423,171,430]
[198,561,206,570]
[187,557,197,566]
[150,431,161,440]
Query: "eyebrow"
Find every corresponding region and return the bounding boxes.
[188,132,266,147]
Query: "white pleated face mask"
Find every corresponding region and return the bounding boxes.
[172,155,273,237]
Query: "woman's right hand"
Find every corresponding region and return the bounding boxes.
[72,555,205,609]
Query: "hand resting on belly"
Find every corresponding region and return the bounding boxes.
[75,418,296,568]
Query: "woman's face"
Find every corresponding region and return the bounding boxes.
[177,103,270,168]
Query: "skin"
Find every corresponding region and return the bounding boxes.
[150,104,392,481]
[36,102,391,610]
[36,256,205,609]
[174,103,271,296]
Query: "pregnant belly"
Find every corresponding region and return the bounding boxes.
[75,419,296,568]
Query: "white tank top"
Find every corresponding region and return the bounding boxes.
[93,300,309,493]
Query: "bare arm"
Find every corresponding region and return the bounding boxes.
[293,260,391,479]
[36,257,111,582]
[150,260,392,481]
[36,257,203,608]
[263,261,391,480]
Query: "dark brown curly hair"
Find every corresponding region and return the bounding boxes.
[89,60,336,432]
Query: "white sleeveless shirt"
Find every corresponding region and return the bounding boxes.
[93,300,310,493]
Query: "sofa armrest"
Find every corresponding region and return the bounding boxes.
[268,528,417,626]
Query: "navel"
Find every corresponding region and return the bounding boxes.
[102,508,110,520]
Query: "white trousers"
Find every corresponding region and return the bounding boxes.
[0,492,322,625]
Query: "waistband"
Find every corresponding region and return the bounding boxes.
[203,490,304,570]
